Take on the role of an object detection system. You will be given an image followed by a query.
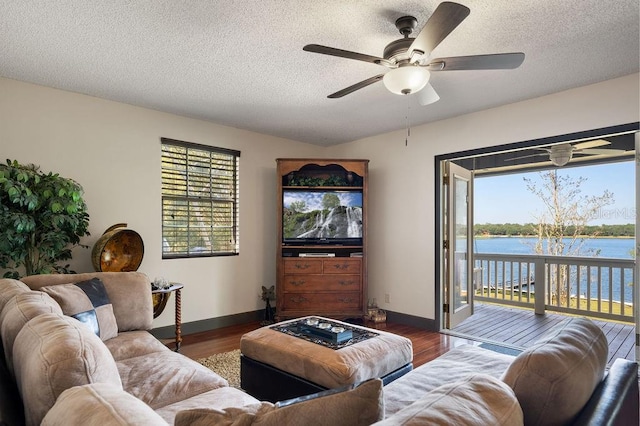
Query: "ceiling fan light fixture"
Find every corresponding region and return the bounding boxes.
[550,144,574,166]
[383,66,430,95]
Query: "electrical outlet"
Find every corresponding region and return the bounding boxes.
[384,293,390,303]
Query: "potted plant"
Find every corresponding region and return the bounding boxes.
[0,159,90,278]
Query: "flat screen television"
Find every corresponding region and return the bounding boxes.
[282,189,363,245]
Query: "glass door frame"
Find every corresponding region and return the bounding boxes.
[442,161,474,329]
[434,122,639,334]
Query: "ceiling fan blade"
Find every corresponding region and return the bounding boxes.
[417,83,440,106]
[303,44,392,67]
[575,148,627,156]
[327,74,384,98]
[408,2,470,57]
[427,53,525,70]
[572,139,610,150]
[504,153,547,162]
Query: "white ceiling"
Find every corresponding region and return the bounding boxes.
[1,1,638,146]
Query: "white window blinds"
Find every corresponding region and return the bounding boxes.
[161,138,240,258]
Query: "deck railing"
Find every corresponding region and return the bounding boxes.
[473,253,636,323]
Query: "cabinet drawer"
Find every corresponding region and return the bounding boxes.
[283,274,361,291]
[323,258,361,274]
[282,292,362,311]
[283,259,323,274]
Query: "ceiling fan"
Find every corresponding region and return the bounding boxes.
[506,140,628,167]
[303,1,525,105]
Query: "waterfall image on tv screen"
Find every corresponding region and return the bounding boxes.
[283,190,363,241]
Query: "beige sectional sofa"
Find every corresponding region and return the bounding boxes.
[0,272,257,425]
[0,271,638,425]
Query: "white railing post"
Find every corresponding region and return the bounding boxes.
[473,253,633,322]
[534,257,546,315]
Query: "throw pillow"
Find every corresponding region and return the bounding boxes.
[373,374,523,426]
[175,378,384,426]
[41,278,118,341]
[501,317,608,425]
[42,383,168,426]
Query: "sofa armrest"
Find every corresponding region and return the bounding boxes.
[572,358,639,426]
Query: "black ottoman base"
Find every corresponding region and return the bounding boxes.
[240,354,413,403]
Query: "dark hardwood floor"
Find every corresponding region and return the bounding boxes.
[176,306,637,368]
[178,320,479,368]
[178,321,262,360]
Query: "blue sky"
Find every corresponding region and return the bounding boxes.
[474,161,635,225]
[283,191,362,212]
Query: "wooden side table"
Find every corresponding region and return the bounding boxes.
[152,283,184,352]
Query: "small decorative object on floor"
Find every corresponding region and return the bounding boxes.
[366,299,387,323]
[260,285,276,325]
[369,310,387,323]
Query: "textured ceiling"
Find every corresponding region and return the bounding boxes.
[1,1,638,146]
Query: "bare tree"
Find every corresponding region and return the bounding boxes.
[524,170,614,304]
[525,170,614,256]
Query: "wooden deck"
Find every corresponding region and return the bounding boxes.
[451,302,637,365]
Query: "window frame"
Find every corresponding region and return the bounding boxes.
[161,137,240,259]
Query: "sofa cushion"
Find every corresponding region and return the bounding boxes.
[104,330,171,361]
[41,383,169,426]
[383,344,515,416]
[116,350,229,409]
[501,317,608,426]
[174,378,384,426]
[373,374,523,426]
[41,278,118,340]
[13,313,122,426]
[0,279,30,315]
[22,271,153,331]
[0,291,62,375]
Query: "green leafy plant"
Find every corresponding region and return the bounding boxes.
[0,159,90,278]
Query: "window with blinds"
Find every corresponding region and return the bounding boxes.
[161,138,240,258]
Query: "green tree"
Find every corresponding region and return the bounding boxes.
[322,193,340,209]
[289,200,307,213]
[474,222,634,237]
[0,160,90,278]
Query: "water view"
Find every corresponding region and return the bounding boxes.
[474,237,635,303]
[475,237,634,259]
[472,161,636,314]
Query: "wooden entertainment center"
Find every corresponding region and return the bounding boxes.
[276,158,368,320]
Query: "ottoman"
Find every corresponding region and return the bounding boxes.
[240,316,413,402]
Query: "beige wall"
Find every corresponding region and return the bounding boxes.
[2,73,638,329]
[331,73,640,321]
[0,77,321,327]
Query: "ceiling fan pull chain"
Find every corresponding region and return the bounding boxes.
[405,96,411,146]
